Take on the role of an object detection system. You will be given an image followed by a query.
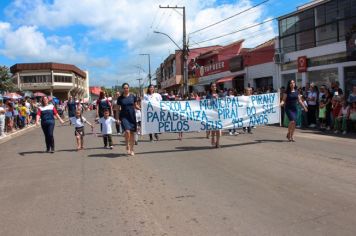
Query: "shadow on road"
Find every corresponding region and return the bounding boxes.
[87,153,127,158]
[18,151,46,156]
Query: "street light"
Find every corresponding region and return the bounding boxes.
[153,31,182,50]
[139,53,151,85]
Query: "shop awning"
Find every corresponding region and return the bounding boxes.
[216,76,234,83]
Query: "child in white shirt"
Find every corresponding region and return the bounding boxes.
[97,109,119,149]
[69,110,93,150]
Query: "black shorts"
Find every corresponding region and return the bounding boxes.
[75,127,85,137]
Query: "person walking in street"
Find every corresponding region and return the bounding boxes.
[117,83,140,156]
[112,91,122,135]
[66,96,77,120]
[281,80,308,142]
[96,91,113,131]
[36,96,64,153]
[143,84,162,142]
[97,109,118,149]
[206,82,222,148]
[68,109,94,151]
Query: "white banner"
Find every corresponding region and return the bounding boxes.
[142,93,280,135]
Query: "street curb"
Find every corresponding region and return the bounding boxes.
[0,125,39,145]
[0,118,69,145]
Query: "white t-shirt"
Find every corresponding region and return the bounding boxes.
[70,116,87,128]
[144,93,162,103]
[307,91,317,106]
[0,106,5,115]
[135,109,141,122]
[99,117,116,134]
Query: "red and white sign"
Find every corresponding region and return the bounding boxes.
[297,56,307,73]
[197,60,229,77]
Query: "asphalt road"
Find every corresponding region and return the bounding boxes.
[0,111,356,236]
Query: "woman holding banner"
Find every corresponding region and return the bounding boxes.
[281,80,308,142]
[117,83,140,156]
[144,84,162,142]
[206,82,222,148]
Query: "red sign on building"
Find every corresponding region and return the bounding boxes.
[297,56,308,73]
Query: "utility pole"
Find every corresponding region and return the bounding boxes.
[137,78,143,97]
[139,54,151,85]
[159,5,188,95]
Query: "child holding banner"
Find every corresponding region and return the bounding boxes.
[206,82,222,148]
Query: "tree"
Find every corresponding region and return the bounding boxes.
[0,66,16,92]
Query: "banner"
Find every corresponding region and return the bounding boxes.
[142,93,280,135]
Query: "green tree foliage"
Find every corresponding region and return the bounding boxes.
[0,66,16,92]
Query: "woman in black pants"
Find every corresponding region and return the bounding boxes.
[36,97,64,153]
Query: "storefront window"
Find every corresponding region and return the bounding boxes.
[316,23,338,46]
[307,68,338,88]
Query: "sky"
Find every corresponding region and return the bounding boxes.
[0,0,310,88]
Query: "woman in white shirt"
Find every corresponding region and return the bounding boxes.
[307,83,318,128]
[143,84,162,142]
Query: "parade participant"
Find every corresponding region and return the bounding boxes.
[228,89,237,135]
[96,91,112,131]
[144,84,162,142]
[112,91,122,135]
[36,96,64,153]
[69,109,94,150]
[134,98,142,145]
[97,109,118,149]
[117,83,140,156]
[334,98,350,135]
[206,82,222,148]
[243,87,253,134]
[66,96,77,119]
[19,101,27,128]
[281,80,308,142]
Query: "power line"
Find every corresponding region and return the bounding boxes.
[189,0,270,35]
[191,17,276,45]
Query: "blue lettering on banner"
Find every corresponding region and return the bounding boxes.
[250,93,276,106]
[147,102,154,111]
[158,121,190,132]
[246,106,256,116]
[262,104,277,114]
[200,120,223,130]
[249,114,269,126]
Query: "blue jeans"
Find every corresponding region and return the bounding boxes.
[41,121,55,151]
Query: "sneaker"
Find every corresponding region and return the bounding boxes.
[234,132,239,136]
[109,146,113,149]
[326,127,331,131]
[229,132,233,136]
[50,149,55,153]
[309,124,316,128]
[334,130,339,134]
[117,132,122,136]
[342,131,347,135]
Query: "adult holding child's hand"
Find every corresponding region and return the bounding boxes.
[36,96,64,153]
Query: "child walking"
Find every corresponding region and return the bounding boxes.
[134,99,142,145]
[97,109,119,149]
[69,110,93,151]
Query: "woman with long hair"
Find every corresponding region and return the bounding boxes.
[281,80,308,142]
[143,84,162,142]
[117,83,140,156]
[36,96,64,153]
[206,82,222,148]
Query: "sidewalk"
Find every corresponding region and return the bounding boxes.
[0,124,39,145]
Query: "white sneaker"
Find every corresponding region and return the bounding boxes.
[234,132,239,136]
[326,127,331,131]
[342,131,347,135]
[309,124,316,128]
[229,132,233,136]
[334,130,339,134]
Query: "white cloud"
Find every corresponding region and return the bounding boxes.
[4,0,277,86]
[0,22,110,69]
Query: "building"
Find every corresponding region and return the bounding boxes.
[192,39,277,93]
[277,0,356,95]
[156,46,221,94]
[10,62,89,101]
